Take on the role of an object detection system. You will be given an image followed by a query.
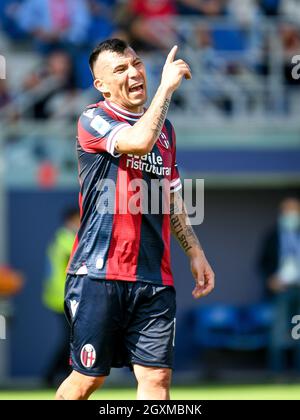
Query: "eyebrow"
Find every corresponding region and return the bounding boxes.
[113,63,127,72]
[112,57,142,72]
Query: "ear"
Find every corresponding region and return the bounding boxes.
[94,78,110,95]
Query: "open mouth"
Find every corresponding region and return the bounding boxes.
[129,83,144,94]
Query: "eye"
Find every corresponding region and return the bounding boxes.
[114,67,125,73]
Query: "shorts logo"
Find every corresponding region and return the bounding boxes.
[80,344,96,368]
[70,300,79,318]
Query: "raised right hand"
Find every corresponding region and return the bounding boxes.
[161,45,192,94]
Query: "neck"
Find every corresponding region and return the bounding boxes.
[106,99,144,114]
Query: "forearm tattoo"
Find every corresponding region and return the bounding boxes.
[151,98,170,138]
[170,192,202,254]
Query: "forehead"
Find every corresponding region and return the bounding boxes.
[96,48,140,74]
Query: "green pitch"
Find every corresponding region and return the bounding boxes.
[0,384,300,400]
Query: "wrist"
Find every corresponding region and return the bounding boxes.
[158,83,173,99]
[188,247,204,260]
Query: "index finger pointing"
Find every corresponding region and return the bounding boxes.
[166,45,178,64]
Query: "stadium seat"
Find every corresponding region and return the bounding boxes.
[193,304,240,348]
[193,302,274,350]
[237,302,275,350]
[212,27,246,52]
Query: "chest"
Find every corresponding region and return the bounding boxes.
[123,131,173,179]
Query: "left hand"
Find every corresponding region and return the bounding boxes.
[190,251,215,299]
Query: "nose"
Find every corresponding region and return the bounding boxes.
[128,64,140,78]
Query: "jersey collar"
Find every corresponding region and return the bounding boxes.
[104,100,144,121]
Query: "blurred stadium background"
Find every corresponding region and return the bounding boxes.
[0,0,300,400]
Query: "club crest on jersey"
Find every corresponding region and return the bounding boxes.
[80,344,96,368]
[159,132,169,149]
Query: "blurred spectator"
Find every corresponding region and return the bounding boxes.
[259,197,300,372]
[123,0,179,52]
[0,0,26,40]
[194,25,233,114]
[0,80,11,109]
[21,50,78,119]
[15,0,91,52]
[42,207,80,387]
[177,0,228,16]
[228,0,261,24]
[281,0,300,23]
[280,23,300,85]
[279,23,300,113]
[0,266,23,297]
[69,0,130,90]
[259,0,281,16]
[194,22,258,116]
[87,0,120,43]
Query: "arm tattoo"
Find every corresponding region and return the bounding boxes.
[151,98,170,138]
[170,192,202,255]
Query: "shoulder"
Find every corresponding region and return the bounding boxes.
[78,102,118,135]
[79,102,108,122]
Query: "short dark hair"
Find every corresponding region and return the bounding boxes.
[89,38,129,78]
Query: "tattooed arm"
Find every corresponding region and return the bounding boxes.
[170,190,202,255]
[170,190,215,299]
[114,45,192,156]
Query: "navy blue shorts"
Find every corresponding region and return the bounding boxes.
[64,274,176,377]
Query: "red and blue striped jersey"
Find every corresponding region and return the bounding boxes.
[67,100,182,286]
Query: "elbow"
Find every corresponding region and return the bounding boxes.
[130,139,153,156]
[117,126,154,155]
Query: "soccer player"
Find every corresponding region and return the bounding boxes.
[55,39,215,400]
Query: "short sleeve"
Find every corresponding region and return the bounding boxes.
[170,124,182,193]
[77,107,129,156]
